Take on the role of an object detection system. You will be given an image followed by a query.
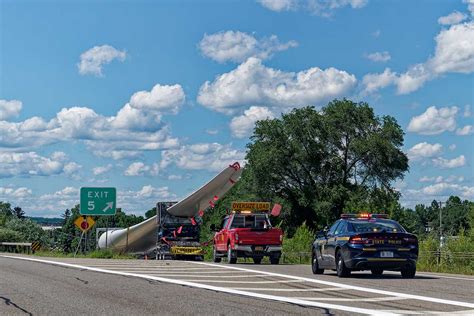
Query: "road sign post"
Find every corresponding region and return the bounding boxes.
[80,187,116,216]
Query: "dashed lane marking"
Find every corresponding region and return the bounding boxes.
[192,262,474,309]
[293,296,406,302]
[0,255,397,316]
[184,279,304,284]
[230,287,348,292]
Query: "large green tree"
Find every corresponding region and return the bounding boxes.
[239,99,409,233]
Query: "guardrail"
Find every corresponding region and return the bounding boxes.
[0,242,33,254]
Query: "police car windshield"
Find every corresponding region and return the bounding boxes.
[231,214,270,229]
[349,219,405,233]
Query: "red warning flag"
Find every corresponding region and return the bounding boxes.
[209,200,215,208]
[213,195,219,201]
[271,203,282,217]
[177,226,183,234]
[190,217,197,226]
[173,230,177,238]
[198,210,204,217]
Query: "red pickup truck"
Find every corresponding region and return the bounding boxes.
[211,212,283,264]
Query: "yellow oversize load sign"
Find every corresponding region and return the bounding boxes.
[231,202,271,212]
[74,216,96,232]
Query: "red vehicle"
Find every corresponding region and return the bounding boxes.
[211,211,283,264]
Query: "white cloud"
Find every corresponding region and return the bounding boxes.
[432,155,466,169]
[449,144,457,151]
[363,21,474,95]
[464,104,472,117]
[257,0,368,16]
[93,164,113,176]
[78,45,126,76]
[0,186,33,199]
[0,99,22,120]
[230,106,275,138]
[421,182,474,199]
[361,68,397,94]
[0,152,80,178]
[124,162,159,176]
[365,51,391,62]
[63,162,82,180]
[463,0,474,16]
[205,128,218,135]
[407,142,443,161]
[167,174,182,180]
[161,143,245,172]
[419,175,464,183]
[0,84,182,158]
[438,11,468,25]
[407,106,458,135]
[198,57,357,114]
[456,125,474,135]
[129,84,185,114]
[199,31,297,63]
[257,0,297,11]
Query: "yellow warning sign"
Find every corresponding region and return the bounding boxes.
[74,216,95,232]
[231,202,271,212]
[31,241,41,252]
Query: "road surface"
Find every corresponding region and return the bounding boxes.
[1,254,473,315]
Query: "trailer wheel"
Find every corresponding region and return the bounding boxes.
[253,257,262,264]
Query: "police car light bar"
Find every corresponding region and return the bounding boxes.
[340,213,389,219]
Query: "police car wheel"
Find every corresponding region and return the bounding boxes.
[336,252,351,277]
[371,268,383,276]
[401,267,416,278]
[312,252,324,274]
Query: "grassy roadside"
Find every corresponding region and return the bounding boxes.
[32,249,136,259]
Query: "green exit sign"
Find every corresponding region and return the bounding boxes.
[80,187,116,215]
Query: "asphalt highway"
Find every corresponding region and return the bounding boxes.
[1,254,473,315]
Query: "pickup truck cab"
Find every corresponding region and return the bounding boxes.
[212,212,283,264]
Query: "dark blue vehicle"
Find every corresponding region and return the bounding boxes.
[311,214,418,278]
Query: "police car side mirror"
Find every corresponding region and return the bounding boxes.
[316,230,327,238]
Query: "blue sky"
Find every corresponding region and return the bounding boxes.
[1,0,473,217]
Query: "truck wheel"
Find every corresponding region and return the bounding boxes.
[227,246,237,264]
[253,257,262,264]
[213,247,221,263]
[371,268,383,276]
[270,255,280,265]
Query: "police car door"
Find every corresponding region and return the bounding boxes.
[324,221,342,266]
[322,221,341,265]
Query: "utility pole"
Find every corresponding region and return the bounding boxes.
[437,200,443,266]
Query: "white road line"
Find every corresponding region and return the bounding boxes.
[231,287,347,292]
[392,271,474,282]
[376,310,474,315]
[0,255,397,316]
[294,297,406,302]
[185,280,304,284]
[87,269,246,274]
[191,262,474,309]
[134,274,270,278]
